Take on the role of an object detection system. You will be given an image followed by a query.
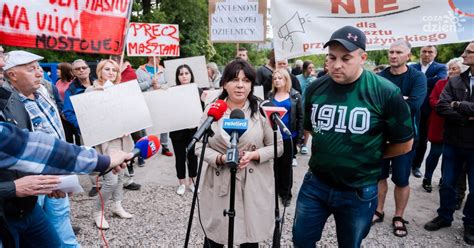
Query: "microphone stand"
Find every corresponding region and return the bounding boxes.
[184,129,214,248]
[271,115,281,248]
[224,144,239,247]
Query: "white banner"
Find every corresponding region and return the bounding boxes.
[144,83,203,135]
[209,0,267,43]
[71,81,152,147]
[163,56,210,88]
[202,85,264,105]
[271,0,474,60]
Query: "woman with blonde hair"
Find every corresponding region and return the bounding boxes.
[88,59,134,229]
[267,68,303,207]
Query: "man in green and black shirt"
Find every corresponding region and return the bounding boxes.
[292,26,414,248]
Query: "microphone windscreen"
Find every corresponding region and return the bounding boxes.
[136,135,160,159]
[229,109,245,119]
[207,99,227,120]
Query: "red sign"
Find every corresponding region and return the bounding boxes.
[127,22,180,57]
[0,0,131,55]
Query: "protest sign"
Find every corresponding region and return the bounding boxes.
[0,0,131,55]
[127,22,180,56]
[271,0,474,60]
[202,85,264,105]
[144,83,203,134]
[164,56,209,88]
[209,0,267,43]
[70,80,152,147]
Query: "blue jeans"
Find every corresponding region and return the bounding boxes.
[37,195,79,247]
[6,203,61,248]
[424,143,443,181]
[293,171,377,248]
[380,149,415,187]
[438,144,474,227]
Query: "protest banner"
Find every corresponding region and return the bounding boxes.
[144,83,203,135]
[127,22,180,57]
[0,0,132,55]
[271,0,474,60]
[209,0,267,43]
[164,56,210,88]
[70,80,152,147]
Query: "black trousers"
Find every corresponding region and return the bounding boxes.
[203,237,258,248]
[275,138,294,200]
[170,129,197,180]
[61,118,81,145]
[412,114,428,169]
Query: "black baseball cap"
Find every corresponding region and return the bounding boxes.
[323,26,366,52]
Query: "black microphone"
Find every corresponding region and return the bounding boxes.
[222,109,248,167]
[261,100,292,136]
[187,99,227,151]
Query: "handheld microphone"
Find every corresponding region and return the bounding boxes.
[100,135,160,176]
[187,99,227,151]
[261,100,292,136]
[222,109,248,167]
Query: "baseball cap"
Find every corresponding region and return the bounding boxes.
[3,50,44,71]
[323,26,366,52]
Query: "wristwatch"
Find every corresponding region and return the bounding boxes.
[453,101,461,109]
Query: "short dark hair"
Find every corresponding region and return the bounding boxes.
[175,64,195,85]
[219,59,260,118]
[238,47,247,52]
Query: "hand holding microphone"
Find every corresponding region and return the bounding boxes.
[102,135,160,176]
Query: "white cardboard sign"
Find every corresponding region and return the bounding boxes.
[71,81,153,147]
[144,83,203,134]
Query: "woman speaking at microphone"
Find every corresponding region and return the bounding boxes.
[87,59,134,229]
[195,59,283,247]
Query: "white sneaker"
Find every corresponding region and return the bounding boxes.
[94,211,109,229]
[300,146,308,154]
[189,184,200,193]
[176,184,186,195]
[292,159,298,167]
[112,201,133,219]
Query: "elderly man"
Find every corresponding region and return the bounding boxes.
[410,45,448,177]
[3,50,80,247]
[425,42,474,246]
[292,26,413,247]
[375,40,427,237]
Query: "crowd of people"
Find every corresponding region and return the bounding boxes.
[0,24,473,248]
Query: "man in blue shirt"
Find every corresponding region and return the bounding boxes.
[376,40,426,237]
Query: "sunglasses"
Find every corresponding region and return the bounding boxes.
[73,66,89,71]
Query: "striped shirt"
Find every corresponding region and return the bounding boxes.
[18,87,65,140]
[0,122,109,174]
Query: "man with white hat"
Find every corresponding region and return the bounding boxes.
[3,50,78,247]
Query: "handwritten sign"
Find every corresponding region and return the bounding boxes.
[271,0,474,60]
[127,22,180,57]
[0,0,131,55]
[209,0,267,43]
[70,81,152,147]
[144,83,203,135]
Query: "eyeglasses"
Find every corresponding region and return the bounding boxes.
[73,66,89,71]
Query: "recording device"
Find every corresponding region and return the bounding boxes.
[187,99,228,151]
[222,109,248,167]
[260,100,292,136]
[100,135,160,176]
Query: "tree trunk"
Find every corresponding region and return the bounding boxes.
[142,0,151,15]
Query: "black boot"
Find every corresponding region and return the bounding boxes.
[422,178,432,193]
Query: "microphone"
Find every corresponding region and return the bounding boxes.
[187,99,227,151]
[100,135,160,176]
[222,109,248,167]
[260,100,292,136]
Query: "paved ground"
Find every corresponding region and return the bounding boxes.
[71,143,472,247]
